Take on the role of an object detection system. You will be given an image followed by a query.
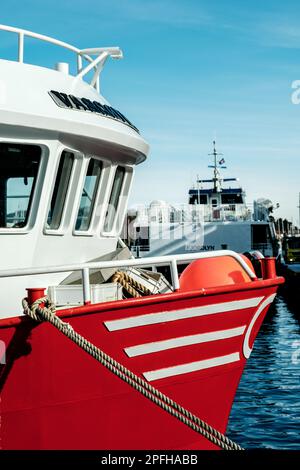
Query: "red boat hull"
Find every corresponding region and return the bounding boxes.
[0,279,283,450]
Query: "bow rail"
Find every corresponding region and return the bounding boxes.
[0,250,257,305]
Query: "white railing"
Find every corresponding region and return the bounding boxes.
[0,24,122,91]
[204,204,253,222]
[0,250,256,305]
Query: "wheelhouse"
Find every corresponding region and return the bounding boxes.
[0,25,149,315]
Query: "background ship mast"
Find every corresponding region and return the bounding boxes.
[208,140,226,192]
[197,140,236,193]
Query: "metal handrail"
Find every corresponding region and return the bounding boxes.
[0,24,88,67]
[0,250,257,304]
[0,24,122,91]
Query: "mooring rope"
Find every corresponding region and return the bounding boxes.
[22,296,243,451]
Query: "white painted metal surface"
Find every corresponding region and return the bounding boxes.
[48,283,122,307]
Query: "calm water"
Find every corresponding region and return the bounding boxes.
[227,291,300,449]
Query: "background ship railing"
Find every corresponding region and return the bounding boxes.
[203,204,253,222]
[0,250,256,305]
[131,203,255,226]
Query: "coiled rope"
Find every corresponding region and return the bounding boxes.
[112,271,152,298]
[22,296,243,451]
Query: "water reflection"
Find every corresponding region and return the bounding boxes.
[227,294,300,449]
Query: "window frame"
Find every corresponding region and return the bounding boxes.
[0,141,47,234]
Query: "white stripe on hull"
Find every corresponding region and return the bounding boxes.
[243,293,276,359]
[143,352,240,381]
[104,297,264,332]
[124,326,246,357]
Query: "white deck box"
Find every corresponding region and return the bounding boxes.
[48,283,122,307]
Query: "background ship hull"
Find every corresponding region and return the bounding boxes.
[0,280,281,450]
[131,221,275,258]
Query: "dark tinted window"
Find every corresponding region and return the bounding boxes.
[189,194,207,204]
[221,193,243,204]
[287,238,300,249]
[75,158,102,231]
[104,166,125,232]
[252,224,268,244]
[47,151,74,229]
[0,143,41,228]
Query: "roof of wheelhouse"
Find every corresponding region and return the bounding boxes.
[0,24,149,165]
[189,188,243,195]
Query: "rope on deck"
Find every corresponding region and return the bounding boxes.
[111,270,152,298]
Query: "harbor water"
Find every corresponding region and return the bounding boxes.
[227,291,300,449]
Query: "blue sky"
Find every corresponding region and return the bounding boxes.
[1,0,300,223]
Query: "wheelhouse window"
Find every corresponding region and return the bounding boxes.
[104,166,125,232]
[75,158,102,231]
[221,193,243,204]
[0,143,41,228]
[47,150,74,229]
[189,194,208,205]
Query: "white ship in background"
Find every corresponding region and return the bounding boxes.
[125,141,278,257]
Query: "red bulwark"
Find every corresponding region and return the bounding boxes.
[0,275,283,450]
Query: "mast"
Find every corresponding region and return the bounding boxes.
[196,141,236,195]
[208,140,223,192]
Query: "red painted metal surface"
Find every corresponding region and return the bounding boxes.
[0,275,283,450]
[261,257,277,280]
[26,288,46,306]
